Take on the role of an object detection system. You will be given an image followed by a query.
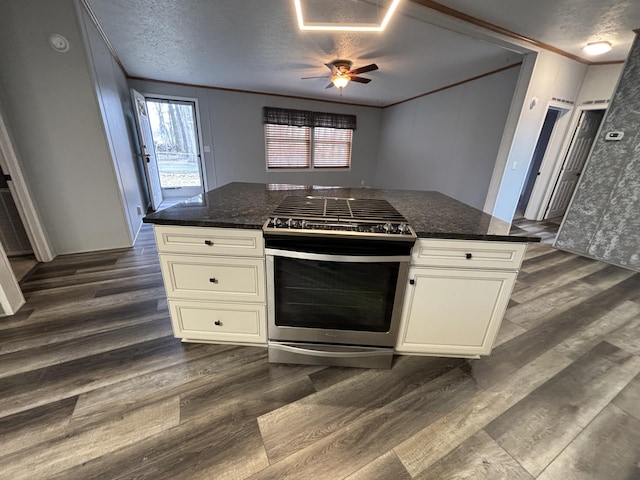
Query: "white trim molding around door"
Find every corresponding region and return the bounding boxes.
[0,106,55,262]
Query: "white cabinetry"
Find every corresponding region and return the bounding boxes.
[154,225,267,345]
[396,239,526,357]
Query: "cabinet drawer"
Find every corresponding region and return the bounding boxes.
[154,225,264,256]
[169,300,266,344]
[411,239,526,270]
[159,254,265,302]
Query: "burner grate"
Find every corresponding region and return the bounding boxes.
[272,196,407,222]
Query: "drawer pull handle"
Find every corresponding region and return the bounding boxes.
[209,277,219,284]
[465,253,473,259]
[214,320,222,326]
[204,240,214,246]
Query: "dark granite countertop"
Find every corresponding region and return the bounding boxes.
[143,182,540,242]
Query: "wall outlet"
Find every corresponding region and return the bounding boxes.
[137,206,143,215]
[203,145,211,152]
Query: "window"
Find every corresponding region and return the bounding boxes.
[264,107,355,170]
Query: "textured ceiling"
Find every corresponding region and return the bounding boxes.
[433,0,639,63]
[84,0,637,107]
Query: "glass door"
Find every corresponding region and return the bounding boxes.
[145,98,205,199]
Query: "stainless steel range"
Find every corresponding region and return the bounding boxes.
[263,196,416,369]
[263,195,417,239]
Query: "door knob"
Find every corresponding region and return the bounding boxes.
[214,320,222,326]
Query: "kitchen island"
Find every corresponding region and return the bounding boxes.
[143,182,534,242]
[144,182,539,363]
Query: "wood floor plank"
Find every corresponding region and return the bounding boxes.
[179,362,320,426]
[20,264,161,293]
[414,430,533,480]
[0,318,174,378]
[512,257,606,304]
[493,318,527,347]
[606,315,640,355]
[344,450,411,480]
[613,371,640,421]
[248,368,480,480]
[0,397,76,460]
[306,365,366,391]
[257,355,465,463]
[537,404,640,480]
[554,301,640,359]
[53,375,317,480]
[0,299,166,355]
[0,336,208,418]
[393,349,572,476]
[471,273,640,388]
[518,249,577,274]
[506,263,636,330]
[0,396,180,480]
[69,345,259,427]
[484,341,640,477]
[56,417,269,480]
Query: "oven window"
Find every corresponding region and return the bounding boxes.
[273,257,399,332]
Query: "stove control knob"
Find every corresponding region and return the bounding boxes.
[398,223,409,234]
[286,218,294,228]
[383,222,393,233]
[272,218,281,227]
[301,220,307,229]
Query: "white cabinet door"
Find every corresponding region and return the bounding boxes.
[396,267,517,356]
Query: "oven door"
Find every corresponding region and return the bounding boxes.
[265,247,410,348]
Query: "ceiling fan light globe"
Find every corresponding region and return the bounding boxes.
[332,75,350,88]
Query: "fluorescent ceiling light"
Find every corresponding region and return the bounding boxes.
[294,0,401,32]
[583,41,612,55]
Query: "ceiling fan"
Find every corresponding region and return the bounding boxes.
[301,60,379,90]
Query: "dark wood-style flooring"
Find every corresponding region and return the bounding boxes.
[1,223,639,479]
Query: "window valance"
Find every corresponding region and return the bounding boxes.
[263,107,356,130]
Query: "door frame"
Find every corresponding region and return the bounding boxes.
[519,101,572,220]
[529,103,608,220]
[140,93,209,195]
[0,106,55,262]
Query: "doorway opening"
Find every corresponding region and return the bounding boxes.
[515,107,561,218]
[543,108,605,220]
[145,97,205,202]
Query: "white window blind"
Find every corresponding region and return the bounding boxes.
[312,127,352,168]
[263,107,355,170]
[265,124,311,169]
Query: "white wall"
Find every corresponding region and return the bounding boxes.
[576,63,624,104]
[79,4,147,239]
[0,0,132,254]
[486,50,588,222]
[374,65,521,210]
[128,79,384,188]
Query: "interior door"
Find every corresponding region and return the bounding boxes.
[545,109,605,219]
[131,88,163,211]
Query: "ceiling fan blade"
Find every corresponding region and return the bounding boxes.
[349,76,372,84]
[324,82,334,89]
[301,75,330,79]
[324,63,336,72]
[349,63,378,75]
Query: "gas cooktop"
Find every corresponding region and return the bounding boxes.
[263,196,416,240]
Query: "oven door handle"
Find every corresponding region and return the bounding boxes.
[265,248,410,263]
